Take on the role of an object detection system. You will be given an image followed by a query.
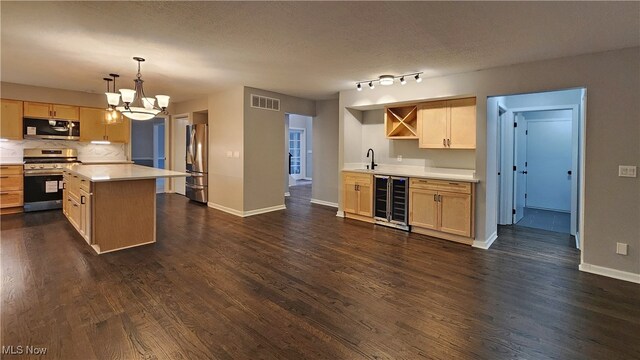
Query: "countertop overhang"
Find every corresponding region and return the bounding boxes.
[63,164,189,182]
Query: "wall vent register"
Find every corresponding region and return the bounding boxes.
[251,94,280,111]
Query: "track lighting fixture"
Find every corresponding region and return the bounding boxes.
[355,72,423,91]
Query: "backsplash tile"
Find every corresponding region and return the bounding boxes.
[0,139,127,163]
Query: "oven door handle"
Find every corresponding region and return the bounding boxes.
[24,172,64,177]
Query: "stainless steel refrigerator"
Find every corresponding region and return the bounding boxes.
[185,124,208,203]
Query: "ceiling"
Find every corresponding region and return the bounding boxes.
[1,2,638,102]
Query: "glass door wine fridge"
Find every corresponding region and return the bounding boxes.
[374,175,409,231]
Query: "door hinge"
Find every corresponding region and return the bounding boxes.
[525,161,527,167]
[512,209,516,215]
[525,193,527,199]
[514,122,518,127]
[525,130,528,135]
[513,166,517,171]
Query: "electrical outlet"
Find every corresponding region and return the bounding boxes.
[618,165,637,177]
[616,242,628,255]
[397,155,403,162]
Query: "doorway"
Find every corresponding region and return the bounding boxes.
[493,88,585,247]
[286,114,313,191]
[131,117,168,193]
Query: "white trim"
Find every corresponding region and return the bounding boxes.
[243,204,286,217]
[310,198,339,208]
[207,202,286,217]
[207,202,244,217]
[284,192,291,197]
[336,210,345,218]
[289,127,306,180]
[472,231,498,249]
[303,177,312,181]
[579,263,640,284]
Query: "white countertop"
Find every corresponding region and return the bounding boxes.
[343,165,479,183]
[81,160,135,165]
[64,164,189,182]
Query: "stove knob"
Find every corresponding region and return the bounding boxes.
[53,164,60,168]
[39,165,45,169]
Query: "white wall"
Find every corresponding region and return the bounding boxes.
[339,47,640,278]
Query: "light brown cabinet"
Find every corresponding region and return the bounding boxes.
[79,107,130,143]
[1,99,23,140]
[24,101,79,120]
[342,172,373,218]
[409,178,474,244]
[63,171,92,244]
[418,97,476,149]
[385,105,418,139]
[0,165,23,214]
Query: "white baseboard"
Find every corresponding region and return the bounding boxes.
[310,198,338,208]
[207,202,244,217]
[472,231,498,250]
[243,204,286,217]
[579,263,640,284]
[284,192,291,197]
[207,202,287,217]
[336,210,345,218]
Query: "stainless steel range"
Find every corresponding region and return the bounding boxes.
[23,148,80,212]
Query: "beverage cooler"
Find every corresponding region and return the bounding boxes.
[374,175,409,231]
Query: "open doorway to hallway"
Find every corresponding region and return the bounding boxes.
[131,116,168,193]
[491,88,586,248]
[286,114,313,196]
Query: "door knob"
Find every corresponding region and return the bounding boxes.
[567,170,572,175]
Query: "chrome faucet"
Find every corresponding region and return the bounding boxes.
[366,148,377,170]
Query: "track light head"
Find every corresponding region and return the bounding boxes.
[400,76,406,85]
[368,81,375,89]
[357,83,362,91]
[414,73,422,83]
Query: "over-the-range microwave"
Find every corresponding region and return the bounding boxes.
[23,118,80,140]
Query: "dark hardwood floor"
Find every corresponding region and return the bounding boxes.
[1,184,639,359]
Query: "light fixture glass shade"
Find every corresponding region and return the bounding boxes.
[142,97,156,110]
[155,95,170,108]
[379,75,394,86]
[103,108,123,124]
[119,89,136,103]
[400,77,407,85]
[356,83,362,91]
[116,106,160,120]
[105,92,121,106]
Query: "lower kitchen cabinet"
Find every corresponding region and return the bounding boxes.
[342,171,373,219]
[63,170,92,244]
[409,178,474,244]
[0,165,23,214]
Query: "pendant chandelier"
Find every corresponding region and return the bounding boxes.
[102,75,123,124]
[105,57,170,121]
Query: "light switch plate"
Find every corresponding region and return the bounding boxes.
[618,165,637,177]
[233,151,240,158]
[226,151,232,158]
[616,242,628,255]
[397,155,402,162]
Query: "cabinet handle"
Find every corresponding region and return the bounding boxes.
[0,166,8,169]
[81,195,86,204]
[443,138,446,147]
[355,184,359,191]
[448,182,459,185]
[0,176,8,179]
[62,183,66,189]
[438,195,442,202]
[73,203,78,207]
[447,139,451,147]
[0,192,9,195]
[433,194,437,202]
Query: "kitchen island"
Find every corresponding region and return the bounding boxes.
[62,164,188,254]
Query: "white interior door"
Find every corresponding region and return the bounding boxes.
[513,114,527,223]
[289,128,305,180]
[526,119,572,212]
[172,117,188,195]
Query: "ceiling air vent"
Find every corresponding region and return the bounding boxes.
[251,94,280,111]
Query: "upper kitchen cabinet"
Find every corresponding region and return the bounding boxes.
[418,97,476,149]
[385,105,418,139]
[79,107,130,143]
[1,99,23,140]
[24,101,80,120]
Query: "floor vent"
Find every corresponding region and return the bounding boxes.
[251,94,280,111]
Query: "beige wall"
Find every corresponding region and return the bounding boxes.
[1,82,105,108]
[208,87,244,211]
[171,96,208,115]
[340,47,640,276]
[242,87,315,211]
[312,99,339,204]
